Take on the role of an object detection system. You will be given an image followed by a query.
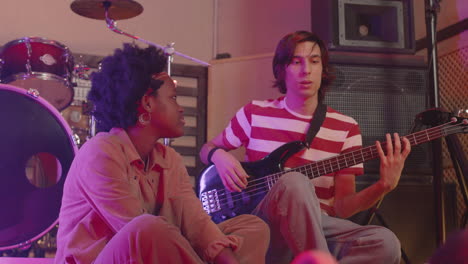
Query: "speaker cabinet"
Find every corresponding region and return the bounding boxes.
[311,0,415,54]
[324,53,430,182]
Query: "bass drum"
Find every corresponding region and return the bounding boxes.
[0,84,77,251]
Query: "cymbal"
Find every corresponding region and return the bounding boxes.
[70,0,143,20]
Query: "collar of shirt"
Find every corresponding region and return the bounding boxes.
[108,128,170,172]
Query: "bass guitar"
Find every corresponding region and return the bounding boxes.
[198,117,467,224]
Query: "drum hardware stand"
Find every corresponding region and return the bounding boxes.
[365,199,411,264]
[71,0,210,145]
[445,128,468,228]
[363,109,467,264]
[445,109,468,228]
[418,107,468,237]
[102,2,210,66]
[360,112,434,264]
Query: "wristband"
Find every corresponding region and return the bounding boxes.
[207,147,222,164]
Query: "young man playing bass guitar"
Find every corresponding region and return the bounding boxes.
[200,31,411,264]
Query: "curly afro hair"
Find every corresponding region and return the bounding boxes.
[87,43,167,132]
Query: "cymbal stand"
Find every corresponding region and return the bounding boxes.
[102,2,209,66]
[102,1,210,145]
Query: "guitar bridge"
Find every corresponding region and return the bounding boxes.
[200,189,221,214]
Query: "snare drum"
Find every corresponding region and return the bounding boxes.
[0,83,77,251]
[0,37,75,110]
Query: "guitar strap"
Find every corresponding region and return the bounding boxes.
[304,103,327,148]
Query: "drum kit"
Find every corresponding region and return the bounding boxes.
[0,0,209,255]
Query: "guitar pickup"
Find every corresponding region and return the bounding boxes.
[200,189,221,214]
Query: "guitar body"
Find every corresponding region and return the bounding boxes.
[198,141,306,224]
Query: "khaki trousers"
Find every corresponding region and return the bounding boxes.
[94,214,269,264]
[253,172,401,264]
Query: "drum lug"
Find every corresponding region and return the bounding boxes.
[0,58,3,80]
[27,88,40,98]
[18,240,33,250]
[71,133,81,147]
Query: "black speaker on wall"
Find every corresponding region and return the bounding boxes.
[323,53,430,183]
[311,0,415,54]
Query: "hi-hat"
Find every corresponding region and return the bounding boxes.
[71,0,143,20]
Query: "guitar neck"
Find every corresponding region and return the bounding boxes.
[291,122,451,179]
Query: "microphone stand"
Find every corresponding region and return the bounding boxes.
[445,127,468,228]
[424,0,445,246]
[102,1,210,145]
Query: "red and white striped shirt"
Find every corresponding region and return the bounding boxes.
[221,97,364,216]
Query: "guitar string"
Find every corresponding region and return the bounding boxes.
[205,122,466,211]
[208,122,464,209]
[212,122,464,203]
[246,121,463,186]
[224,121,461,189]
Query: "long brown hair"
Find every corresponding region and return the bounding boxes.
[272,31,334,102]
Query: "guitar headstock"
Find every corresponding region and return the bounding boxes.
[416,108,467,131]
[455,109,468,119]
[447,111,468,135]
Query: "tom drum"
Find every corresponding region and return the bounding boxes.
[0,37,75,110]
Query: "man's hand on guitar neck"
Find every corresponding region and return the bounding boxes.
[334,133,412,218]
[376,133,411,194]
